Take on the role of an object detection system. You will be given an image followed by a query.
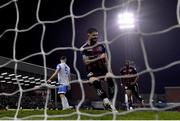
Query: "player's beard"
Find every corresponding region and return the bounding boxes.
[90,38,97,45]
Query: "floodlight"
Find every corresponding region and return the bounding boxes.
[117,12,135,29]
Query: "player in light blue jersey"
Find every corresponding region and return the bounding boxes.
[47,56,73,110]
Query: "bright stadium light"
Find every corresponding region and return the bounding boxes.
[117,12,135,29]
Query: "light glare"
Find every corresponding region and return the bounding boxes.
[118,12,135,29]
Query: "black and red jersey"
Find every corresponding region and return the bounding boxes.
[120,65,137,86]
[82,42,108,74]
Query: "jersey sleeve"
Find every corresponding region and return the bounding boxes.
[120,67,124,75]
[82,50,88,63]
[82,48,86,55]
[56,64,61,71]
[100,44,106,53]
[69,66,71,74]
[130,66,138,80]
[120,68,126,83]
[131,66,137,74]
[82,45,90,63]
[81,44,87,56]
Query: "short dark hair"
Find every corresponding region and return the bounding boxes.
[87,28,98,34]
[60,56,67,60]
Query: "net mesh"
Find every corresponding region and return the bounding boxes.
[0,0,180,120]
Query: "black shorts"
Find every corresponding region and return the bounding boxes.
[125,83,138,93]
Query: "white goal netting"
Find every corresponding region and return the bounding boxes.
[0,0,180,120]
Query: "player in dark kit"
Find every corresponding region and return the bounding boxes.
[81,28,116,111]
[120,60,144,110]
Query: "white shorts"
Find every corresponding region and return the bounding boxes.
[58,85,68,94]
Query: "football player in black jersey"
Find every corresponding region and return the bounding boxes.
[81,28,116,111]
[120,60,144,110]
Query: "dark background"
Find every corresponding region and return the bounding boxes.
[0,0,180,94]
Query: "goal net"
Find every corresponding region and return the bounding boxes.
[0,0,180,120]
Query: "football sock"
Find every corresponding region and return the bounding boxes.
[61,96,69,109]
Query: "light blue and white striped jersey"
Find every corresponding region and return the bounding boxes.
[56,62,70,85]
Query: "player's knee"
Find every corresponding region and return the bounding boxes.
[59,93,65,98]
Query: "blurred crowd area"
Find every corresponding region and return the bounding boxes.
[0,83,48,110]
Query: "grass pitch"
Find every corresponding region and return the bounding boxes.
[0,109,180,120]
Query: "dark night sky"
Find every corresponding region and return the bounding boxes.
[0,0,180,94]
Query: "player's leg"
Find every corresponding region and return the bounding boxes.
[125,88,133,110]
[91,78,116,111]
[106,77,115,100]
[92,79,107,100]
[88,76,107,100]
[124,88,129,110]
[132,83,144,107]
[59,93,68,110]
[58,85,72,110]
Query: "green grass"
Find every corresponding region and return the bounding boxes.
[0,109,180,120]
